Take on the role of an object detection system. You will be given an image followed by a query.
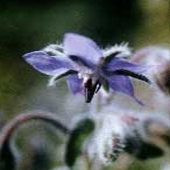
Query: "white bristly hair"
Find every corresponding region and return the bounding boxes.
[102,42,131,58]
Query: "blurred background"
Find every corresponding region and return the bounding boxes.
[0,0,169,170]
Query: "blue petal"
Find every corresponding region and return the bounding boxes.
[67,75,83,94]
[23,51,73,75]
[103,57,148,74]
[63,33,102,67]
[106,75,142,104]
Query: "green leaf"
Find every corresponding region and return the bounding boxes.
[65,118,95,167]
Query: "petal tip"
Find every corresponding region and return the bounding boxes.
[23,51,46,60]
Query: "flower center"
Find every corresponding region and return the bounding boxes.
[83,78,101,103]
[76,60,105,103]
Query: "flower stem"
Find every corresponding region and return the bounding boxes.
[0,112,71,170]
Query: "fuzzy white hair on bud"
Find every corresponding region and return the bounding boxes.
[83,114,126,165]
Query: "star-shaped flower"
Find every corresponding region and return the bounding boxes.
[23,33,150,103]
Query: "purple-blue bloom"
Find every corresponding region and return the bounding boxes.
[23,33,150,103]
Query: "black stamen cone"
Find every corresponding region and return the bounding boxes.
[84,79,100,103]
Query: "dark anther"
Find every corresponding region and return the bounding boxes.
[84,79,100,103]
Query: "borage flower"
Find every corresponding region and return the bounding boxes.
[23,33,150,103]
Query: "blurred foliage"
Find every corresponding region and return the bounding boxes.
[0,0,169,170]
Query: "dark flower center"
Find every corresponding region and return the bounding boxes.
[84,78,101,103]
